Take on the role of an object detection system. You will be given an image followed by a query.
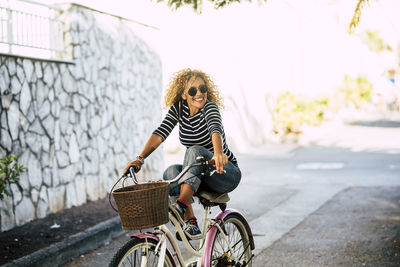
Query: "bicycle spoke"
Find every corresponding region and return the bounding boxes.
[109,238,174,267]
[210,215,252,267]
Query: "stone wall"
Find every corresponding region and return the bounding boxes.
[0,4,163,231]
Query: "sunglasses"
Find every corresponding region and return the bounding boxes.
[188,85,207,97]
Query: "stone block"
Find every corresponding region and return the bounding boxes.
[51,99,61,118]
[1,197,15,231]
[56,150,70,168]
[72,94,81,111]
[0,65,10,94]
[8,101,20,140]
[38,100,51,120]
[42,115,55,138]
[11,75,21,95]
[52,158,60,186]
[16,64,25,84]
[31,188,39,203]
[7,58,16,76]
[68,133,80,163]
[54,75,62,96]
[19,81,31,117]
[54,120,60,150]
[23,59,34,82]
[15,197,35,226]
[1,92,13,109]
[35,62,43,79]
[29,118,45,135]
[48,186,65,213]
[60,133,69,151]
[42,167,52,187]
[99,165,111,198]
[43,64,54,87]
[18,130,26,148]
[74,175,87,205]
[11,183,22,206]
[1,128,12,151]
[65,182,79,209]
[59,164,77,184]
[36,186,49,218]
[85,175,99,201]
[28,155,42,189]
[62,69,76,93]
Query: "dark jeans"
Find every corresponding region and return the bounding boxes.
[163,145,241,197]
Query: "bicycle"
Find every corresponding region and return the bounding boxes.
[109,156,255,267]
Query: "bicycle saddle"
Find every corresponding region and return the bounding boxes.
[197,191,230,203]
[196,191,229,212]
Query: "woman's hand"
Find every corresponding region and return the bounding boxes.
[123,160,142,175]
[212,152,228,174]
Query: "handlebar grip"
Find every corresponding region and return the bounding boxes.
[208,159,215,165]
[124,165,138,176]
[130,166,138,173]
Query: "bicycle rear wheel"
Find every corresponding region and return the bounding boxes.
[109,237,175,267]
[210,214,252,267]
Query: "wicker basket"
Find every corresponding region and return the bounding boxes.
[112,181,169,230]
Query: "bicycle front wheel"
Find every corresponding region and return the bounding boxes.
[109,237,175,267]
[210,214,252,267]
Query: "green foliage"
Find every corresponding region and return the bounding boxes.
[361,30,392,53]
[269,92,328,136]
[0,154,25,201]
[268,75,373,136]
[336,75,373,109]
[157,0,263,12]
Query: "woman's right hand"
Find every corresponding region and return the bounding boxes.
[123,160,142,175]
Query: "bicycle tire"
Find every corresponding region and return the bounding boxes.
[209,214,252,267]
[109,237,175,267]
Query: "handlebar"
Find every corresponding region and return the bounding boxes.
[169,157,215,185]
[125,156,215,185]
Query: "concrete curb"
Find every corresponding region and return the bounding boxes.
[2,216,123,267]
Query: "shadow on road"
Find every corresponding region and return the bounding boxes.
[348,120,400,128]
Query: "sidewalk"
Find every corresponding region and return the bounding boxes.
[1,217,122,267]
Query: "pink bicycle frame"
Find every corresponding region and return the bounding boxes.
[202,208,255,266]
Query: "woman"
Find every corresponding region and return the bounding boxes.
[123,68,241,240]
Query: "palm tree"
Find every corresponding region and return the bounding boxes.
[349,0,371,34]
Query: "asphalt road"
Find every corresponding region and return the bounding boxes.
[253,186,400,266]
[63,119,400,266]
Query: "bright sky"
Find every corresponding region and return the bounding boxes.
[38,0,400,97]
[11,0,400,151]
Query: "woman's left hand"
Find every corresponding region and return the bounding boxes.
[212,152,228,174]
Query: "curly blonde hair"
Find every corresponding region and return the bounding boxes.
[164,68,224,109]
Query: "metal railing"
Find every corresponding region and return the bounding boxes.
[0,0,66,59]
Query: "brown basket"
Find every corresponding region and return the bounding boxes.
[112,181,169,230]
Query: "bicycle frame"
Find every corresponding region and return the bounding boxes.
[120,157,255,266]
[130,208,209,266]
[129,206,254,267]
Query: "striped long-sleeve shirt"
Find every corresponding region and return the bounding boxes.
[153,100,237,163]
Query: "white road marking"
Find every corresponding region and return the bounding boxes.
[296,162,344,170]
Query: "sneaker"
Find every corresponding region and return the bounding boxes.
[184,221,202,240]
[169,202,185,226]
